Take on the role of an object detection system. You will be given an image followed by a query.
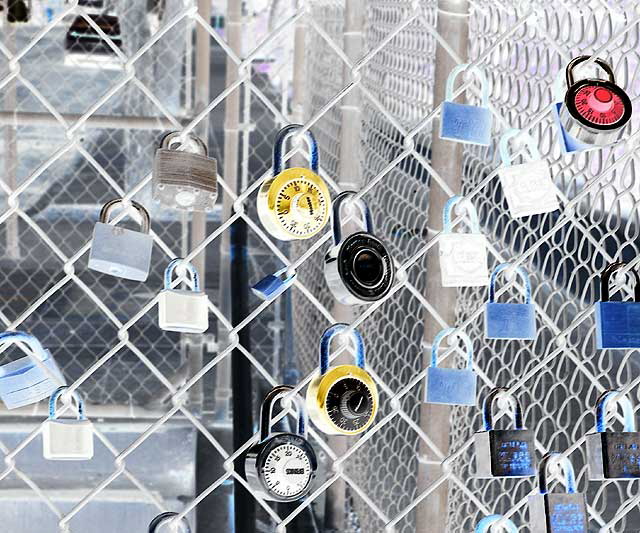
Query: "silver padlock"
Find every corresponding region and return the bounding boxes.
[43,386,94,461]
[88,198,153,282]
[153,131,217,212]
[158,258,208,334]
[475,514,519,533]
[148,512,191,533]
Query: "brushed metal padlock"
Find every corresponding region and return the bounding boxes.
[474,387,535,478]
[88,198,153,282]
[475,514,519,533]
[423,328,477,406]
[153,131,217,212]
[485,263,536,340]
[158,258,208,333]
[439,195,489,287]
[594,261,640,349]
[586,389,640,480]
[529,452,588,533]
[0,331,66,410]
[252,267,297,301]
[245,385,318,502]
[148,512,191,533]
[498,128,559,218]
[324,191,395,305]
[43,386,93,461]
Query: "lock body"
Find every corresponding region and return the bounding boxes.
[485,302,536,340]
[8,0,29,22]
[43,419,94,461]
[594,301,640,349]
[252,270,295,301]
[440,102,492,146]
[498,161,559,218]
[89,222,153,281]
[529,492,588,533]
[158,289,208,333]
[586,431,640,480]
[439,233,489,287]
[474,429,535,478]
[559,103,623,147]
[424,367,476,406]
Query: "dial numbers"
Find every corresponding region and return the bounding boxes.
[574,85,627,126]
[275,177,329,237]
[325,377,374,432]
[262,443,313,498]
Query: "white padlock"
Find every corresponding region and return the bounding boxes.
[43,386,94,461]
[439,196,489,287]
[158,258,208,333]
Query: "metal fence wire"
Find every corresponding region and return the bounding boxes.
[1,0,640,532]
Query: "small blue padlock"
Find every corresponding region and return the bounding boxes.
[485,263,536,340]
[594,261,640,349]
[252,267,297,301]
[440,64,492,146]
[475,514,518,533]
[424,328,477,406]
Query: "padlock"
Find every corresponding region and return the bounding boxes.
[438,196,489,287]
[474,387,536,478]
[0,331,66,409]
[594,261,640,349]
[498,128,560,218]
[88,198,153,282]
[149,512,191,533]
[257,124,332,241]
[529,452,588,533]
[324,191,395,305]
[485,263,536,340]
[423,328,477,406]
[42,386,93,461]
[158,258,208,333]
[440,63,493,146]
[8,0,29,23]
[586,389,640,480]
[152,131,217,212]
[475,514,519,533]
[245,385,318,502]
[306,323,378,435]
[252,267,297,301]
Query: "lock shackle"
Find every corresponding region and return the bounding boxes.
[600,262,640,302]
[596,389,636,433]
[538,452,577,495]
[319,323,365,375]
[49,386,86,421]
[164,258,201,292]
[566,55,615,88]
[159,130,208,157]
[148,512,191,533]
[430,328,473,370]
[442,195,480,235]
[489,263,531,304]
[0,331,49,367]
[445,63,490,107]
[498,128,541,167]
[260,385,307,443]
[99,198,151,234]
[482,387,524,431]
[475,514,518,533]
[272,124,319,176]
[331,191,374,246]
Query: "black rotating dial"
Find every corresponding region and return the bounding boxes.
[326,377,374,432]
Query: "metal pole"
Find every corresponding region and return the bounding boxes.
[0,111,180,130]
[416,1,469,531]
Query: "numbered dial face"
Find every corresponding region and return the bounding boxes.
[274,176,329,238]
[573,85,627,126]
[262,443,314,499]
[325,377,374,432]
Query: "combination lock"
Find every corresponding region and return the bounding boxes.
[306,324,378,435]
[245,385,318,502]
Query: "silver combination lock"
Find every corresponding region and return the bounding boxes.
[153,131,217,212]
[245,385,317,502]
[324,191,395,305]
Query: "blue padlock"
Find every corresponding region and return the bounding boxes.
[475,514,518,533]
[252,267,297,301]
[594,261,640,349]
[485,263,536,340]
[424,328,477,406]
[440,64,492,146]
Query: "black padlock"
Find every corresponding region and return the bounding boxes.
[8,0,29,23]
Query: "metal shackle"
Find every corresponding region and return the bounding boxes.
[600,262,640,302]
[331,191,374,246]
[0,331,49,365]
[260,385,307,442]
[596,390,636,433]
[442,195,481,235]
[489,263,532,305]
[148,512,191,533]
[164,258,201,292]
[498,128,541,167]
[272,124,319,176]
[49,386,86,421]
[319,323,365,375]
[538,452,577,495]
[475,514,518,533]
[482,387,524,431]
[566,55,615,88]
[99,198,151,234]
[445,63,490,107]
[159,131,208,157]
[430,328,474,370]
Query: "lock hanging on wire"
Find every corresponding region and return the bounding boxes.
[148,512,191,533]
[7,0,29,23]
[475,514,519,533]
[252,266,297,301]
[158,258,208,333]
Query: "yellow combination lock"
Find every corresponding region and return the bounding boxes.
[306,323,378,435]
[257,124,331,241]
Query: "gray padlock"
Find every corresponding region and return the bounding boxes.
[153,131,217,212]
[88,198,153,282]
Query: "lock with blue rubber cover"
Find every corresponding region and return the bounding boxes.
[252,267,297,301]
[475,514,519,533]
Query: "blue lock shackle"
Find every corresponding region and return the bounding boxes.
[164,258,201,292]
[99,198,151,234]
[538,452,577,495]
[489,263,532,305]
[149,512,191,533]
[475,514,518,533]
[430,328,474,371]
[319,323,365,376]
[272,124,319,176]
[482,387,524,431]
[49,386,86,421]
[260,384,308,442]
[331,191,374,247]
[442,195,481,235]
[445,63,490,107]
[600,262,640,302]
[0,331,50,374]
[596,390,636,433]
[499,128,541,167]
